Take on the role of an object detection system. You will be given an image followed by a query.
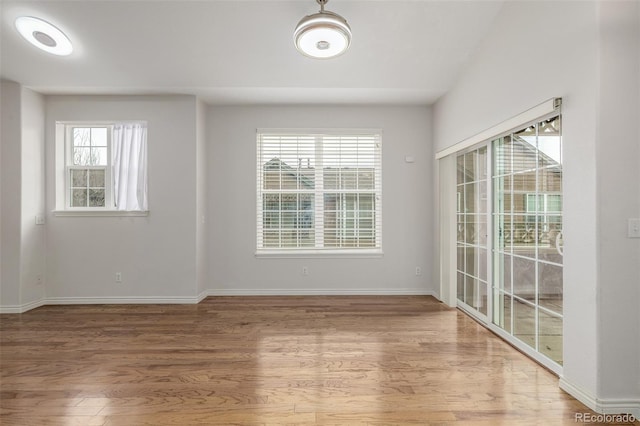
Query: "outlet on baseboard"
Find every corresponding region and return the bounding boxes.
[415,267,422,276]
[302,266,309,276]
[115,272,122,283]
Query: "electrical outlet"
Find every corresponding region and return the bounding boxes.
[628,219,640,238]
[36,274,43,285]
[35,215,45,225]
[415,267,422,276]
[115,272,122,283]
[302,266,309,276]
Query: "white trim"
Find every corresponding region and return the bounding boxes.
[57,120,146,125]
[255,249,383,259]
[203,288,436,296]
[437,154,457,307]
[44,296,201,305]
[560,377,640,418]
[435,97,562,159]
[1,297,198,313]
[65,124,113,209]
[53,210,149,217]
[0,290,437,313]
[196,290,210,303]
[257,128,383,136]
[0,299,46,314]
[559,377,599,413]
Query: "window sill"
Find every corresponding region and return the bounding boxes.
[255,249,384,259]
[53,210,149,217]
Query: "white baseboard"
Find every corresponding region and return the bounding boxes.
[44,296,201,305]
[560,377,640,418]
[0,298,46,314]
[196,289,210,303]
[0,289,438,313]
[205,288,437,297]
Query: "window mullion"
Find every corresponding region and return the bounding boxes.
[106,126,113,209]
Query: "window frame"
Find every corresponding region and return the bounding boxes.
[256,129,383,258]
[65,124,113,211]
[53,121,148,217]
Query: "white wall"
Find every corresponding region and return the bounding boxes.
[0,81,46,312]
[44,95,200,301]
[638,2,640,402]
[207,105,434,295]
[20,87,46,307]
[433,0,639,415]
[1,79,22,307]
[196,99,208,297]
[595,0,640,406]
[0,83,3,305]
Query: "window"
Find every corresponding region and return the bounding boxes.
[256,130,382,254]
[55,121,148,213]
[68,126,111,208]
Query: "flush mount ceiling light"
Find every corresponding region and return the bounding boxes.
[294,0,351,59]
[15,16,73,56]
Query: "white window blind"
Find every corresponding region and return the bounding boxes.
[257,130,382,253]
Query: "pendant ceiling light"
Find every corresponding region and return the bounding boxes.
[294,0,351,59]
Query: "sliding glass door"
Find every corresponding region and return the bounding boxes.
[492,115,563,365]
[455,114,563,367]
[456,147,489,319]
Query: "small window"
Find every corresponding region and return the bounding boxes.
[68,126,111,208]
[257,130,382,254]
[56,121,148,213]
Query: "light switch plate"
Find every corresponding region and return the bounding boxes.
[628,218,640,238]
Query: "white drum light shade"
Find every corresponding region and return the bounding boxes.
[15,16,73,56]
[294,1,351,59]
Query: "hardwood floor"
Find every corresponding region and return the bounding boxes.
[0,296,629,425]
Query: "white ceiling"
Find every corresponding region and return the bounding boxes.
[0,0,505,105]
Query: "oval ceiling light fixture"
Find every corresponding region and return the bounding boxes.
[15,16,73,56]
[294,0,351,59]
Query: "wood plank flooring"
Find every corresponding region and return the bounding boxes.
[0,296,630,425]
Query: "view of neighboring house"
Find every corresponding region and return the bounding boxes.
[262,157,377,248]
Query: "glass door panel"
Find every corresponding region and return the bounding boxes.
[492,114,563,366]
[456,146,489,319]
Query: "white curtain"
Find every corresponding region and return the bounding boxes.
[112,122,148,211]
